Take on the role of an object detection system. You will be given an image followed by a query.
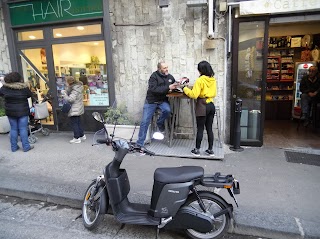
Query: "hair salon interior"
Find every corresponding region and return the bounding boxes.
[0,0,319,152]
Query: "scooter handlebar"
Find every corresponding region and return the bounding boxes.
[141,148,155,156]
[130,143,155,156]
[96,139,111,144]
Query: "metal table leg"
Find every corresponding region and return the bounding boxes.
[169,98,178,147]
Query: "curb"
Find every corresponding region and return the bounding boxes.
[2,187,319,239]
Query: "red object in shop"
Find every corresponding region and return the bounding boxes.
[294,106,301,117]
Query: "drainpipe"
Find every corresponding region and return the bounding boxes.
[207,0,215,39]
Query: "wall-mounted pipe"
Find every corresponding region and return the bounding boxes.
[207,0,215,39]
[228,5,232,54]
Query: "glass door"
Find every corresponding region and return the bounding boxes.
[19,49,54,126]
[231,18,269,146]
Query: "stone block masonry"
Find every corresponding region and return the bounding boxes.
[109,0,226,138]
[0,6,11,73]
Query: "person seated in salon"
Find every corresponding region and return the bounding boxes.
[299,66,320,124]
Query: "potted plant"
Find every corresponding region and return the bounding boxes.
[0,98,10,133]
[104,104,150,142]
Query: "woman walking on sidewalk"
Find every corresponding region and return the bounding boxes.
[62,76,86,144]
[0,72,34,152]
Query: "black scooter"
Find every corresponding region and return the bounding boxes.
[82,112,240,239]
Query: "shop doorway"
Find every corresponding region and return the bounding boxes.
[264,20,320,149]
[232,16,320,148]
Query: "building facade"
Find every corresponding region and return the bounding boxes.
[0,0,319,146]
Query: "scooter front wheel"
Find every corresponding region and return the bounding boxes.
[82,180,108,230]
[184,192,230,239]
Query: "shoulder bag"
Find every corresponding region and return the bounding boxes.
[61,100,71,113]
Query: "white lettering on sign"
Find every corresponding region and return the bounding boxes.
[10,0,102,23]
[32,0,72,20]
[240,0,320,15]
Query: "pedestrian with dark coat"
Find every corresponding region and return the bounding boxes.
[0,72,34,152]
[62,76,86,144]
[136,61,178,148]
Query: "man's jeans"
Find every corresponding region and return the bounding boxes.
[301,93,312,115]
[137,101,170,147]
[8,115,31,152]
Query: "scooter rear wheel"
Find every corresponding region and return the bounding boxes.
[82,180,108,230]
[184,192,230,239]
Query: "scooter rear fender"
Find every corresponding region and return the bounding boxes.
[196,191,234,219]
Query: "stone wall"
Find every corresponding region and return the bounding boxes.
[109,0,228,138]
[0,5,11,74]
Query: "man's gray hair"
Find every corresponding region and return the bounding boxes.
[157,61,165,69]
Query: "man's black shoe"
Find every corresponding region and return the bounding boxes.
[303,119,310,127]
[158,124,165,133]
[301,113,308,120]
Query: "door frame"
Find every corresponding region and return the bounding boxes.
[230,15,270,147]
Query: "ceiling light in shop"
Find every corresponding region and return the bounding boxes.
[77,26,84,30]
[56,33,63,37]
[29,35,36,39]
[93,42,99,45]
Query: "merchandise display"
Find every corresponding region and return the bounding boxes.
[266,33,320,120]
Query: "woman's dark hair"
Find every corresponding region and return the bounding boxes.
[198,61,215,77]
[4,72,24,83]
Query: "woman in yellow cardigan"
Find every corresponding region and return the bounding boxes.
[182,61,217,156]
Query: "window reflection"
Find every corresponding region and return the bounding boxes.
[53,24,101,38]
[52,41,109,107]
[17,30,44,41]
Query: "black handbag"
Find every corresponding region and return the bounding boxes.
[61,101,71,113]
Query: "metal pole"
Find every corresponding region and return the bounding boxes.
[230,97,244,152]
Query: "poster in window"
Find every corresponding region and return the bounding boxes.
[40,48,47,65]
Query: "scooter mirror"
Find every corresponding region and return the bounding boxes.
[152,132,164,140]
[92,112,105,123]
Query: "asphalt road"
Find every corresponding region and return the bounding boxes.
[0,195,269,239]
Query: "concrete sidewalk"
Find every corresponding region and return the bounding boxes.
[0,132,319,239]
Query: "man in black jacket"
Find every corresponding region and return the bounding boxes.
[136,62,178,148]
[299,66,320,121]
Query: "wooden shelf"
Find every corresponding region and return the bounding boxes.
[268,47,295,50]
[266,89,293,91]
[266,99,292,101]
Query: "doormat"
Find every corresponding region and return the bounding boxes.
[284,151,320,166]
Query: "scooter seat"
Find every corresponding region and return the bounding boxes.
[154,166,204,183]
